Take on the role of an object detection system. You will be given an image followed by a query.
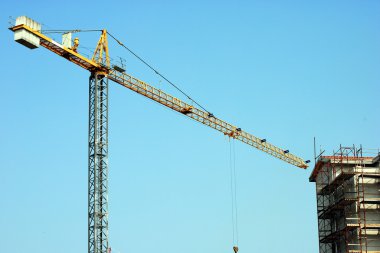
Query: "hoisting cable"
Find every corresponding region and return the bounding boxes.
[106,31,212,115]
[229,138,239,253]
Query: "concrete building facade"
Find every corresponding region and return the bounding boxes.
[310,146,380,253]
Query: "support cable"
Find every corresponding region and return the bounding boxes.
[17,24,211,115]
[106,31,211,114]
[41,29,103,34]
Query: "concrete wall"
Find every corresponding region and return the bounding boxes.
[315,158,380,253]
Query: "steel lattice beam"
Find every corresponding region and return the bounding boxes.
[108,70,308,168]
[88,73,109,253]
[10,23,308,169]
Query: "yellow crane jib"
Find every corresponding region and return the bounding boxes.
[107,70,309,169]
[9,16,309,169]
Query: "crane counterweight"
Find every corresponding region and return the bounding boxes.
[13,16,41,49]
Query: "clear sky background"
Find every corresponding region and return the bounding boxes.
[1,1,379,253]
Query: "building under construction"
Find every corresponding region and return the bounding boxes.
[310,146,380,253]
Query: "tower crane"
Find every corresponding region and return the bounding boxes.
[10,16,309,253]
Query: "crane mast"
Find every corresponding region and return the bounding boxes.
[88,72,109,253]
[9,16,309,253]
[89,30,111,253]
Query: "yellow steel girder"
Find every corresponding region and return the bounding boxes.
[10,23,308,169]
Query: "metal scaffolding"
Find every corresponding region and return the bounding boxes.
[310,145,380,253]
[88,73,109,253]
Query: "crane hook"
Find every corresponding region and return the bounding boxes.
[233,246,239,253]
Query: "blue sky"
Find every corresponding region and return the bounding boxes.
[1,1,379,253]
